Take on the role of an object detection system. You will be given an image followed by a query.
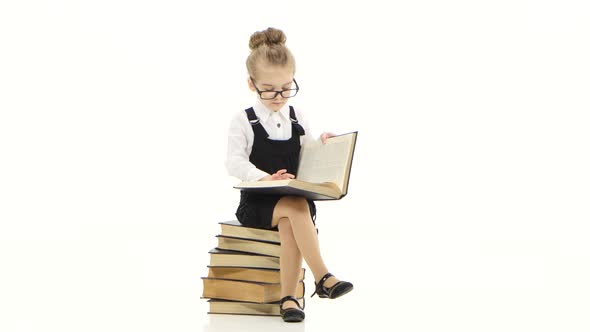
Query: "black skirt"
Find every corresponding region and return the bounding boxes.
[236,191,316,230]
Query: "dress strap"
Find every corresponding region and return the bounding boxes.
[245,107,260,125]
[244,107,269,138]
[289,106,306,136]
[289,106,299,124]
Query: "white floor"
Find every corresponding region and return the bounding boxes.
[2,194,589,332]
[2,190,589,332]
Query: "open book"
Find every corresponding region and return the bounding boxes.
[234,131,357,200]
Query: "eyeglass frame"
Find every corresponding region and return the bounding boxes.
[250,77,300,100]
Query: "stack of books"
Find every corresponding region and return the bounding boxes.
[201,220,305,316]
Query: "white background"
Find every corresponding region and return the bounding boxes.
[1,1,589,331]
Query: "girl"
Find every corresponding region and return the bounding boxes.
[225,27,353,323]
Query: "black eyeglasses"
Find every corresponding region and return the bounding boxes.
[250,77,299,100]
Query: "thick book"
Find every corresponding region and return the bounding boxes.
[208,248,280,269]
[234,131,358,200]
[201,278,305,303]
[207,298,305,316]
[216,235,281,257]
[219,220,280,243]
[207,266,305,284]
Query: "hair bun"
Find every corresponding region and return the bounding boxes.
[249,27,287,50]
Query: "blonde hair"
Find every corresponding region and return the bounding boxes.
[246,27,296,79]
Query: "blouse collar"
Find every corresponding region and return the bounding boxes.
[254,99,290,123]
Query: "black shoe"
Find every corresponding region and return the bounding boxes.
[311,272,353,299]
[279,296,305,323]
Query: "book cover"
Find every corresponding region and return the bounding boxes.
[208,248,280,269]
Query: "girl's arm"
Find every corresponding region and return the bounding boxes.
[225,112,269,182]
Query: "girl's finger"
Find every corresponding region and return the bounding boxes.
[321,132,336,144]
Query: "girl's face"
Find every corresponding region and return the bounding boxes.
[248,64,295,112]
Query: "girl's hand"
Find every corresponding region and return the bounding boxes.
[261,169,295,181]
[320,132,336,144]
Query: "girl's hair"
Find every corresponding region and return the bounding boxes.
[246,27,295,79]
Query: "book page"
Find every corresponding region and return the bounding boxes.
[296,134,354,190]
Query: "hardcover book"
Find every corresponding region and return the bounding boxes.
[234,131,358,200]
[216,235,281,257]
[208,248,280,269]
[207,266,305,284]
[201,278,305,303]
[219,220,280,243]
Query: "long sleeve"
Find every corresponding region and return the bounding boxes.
[225,111,269,182]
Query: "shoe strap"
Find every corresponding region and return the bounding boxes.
[317,272,334,288]
[311,272,334,297]
[280,296,303,310]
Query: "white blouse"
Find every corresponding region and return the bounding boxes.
[225,100,316,182]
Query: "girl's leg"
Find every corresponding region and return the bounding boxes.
[277,217,303,310]
[272,196,340,290]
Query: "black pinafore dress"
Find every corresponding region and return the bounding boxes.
[235,106,317,230]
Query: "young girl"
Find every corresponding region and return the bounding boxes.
[225,27,353,323]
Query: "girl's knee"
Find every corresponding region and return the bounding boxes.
[273,197,310,226]
[278,217,293,233]
[280,196,309,211]
[278,217,291,228]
